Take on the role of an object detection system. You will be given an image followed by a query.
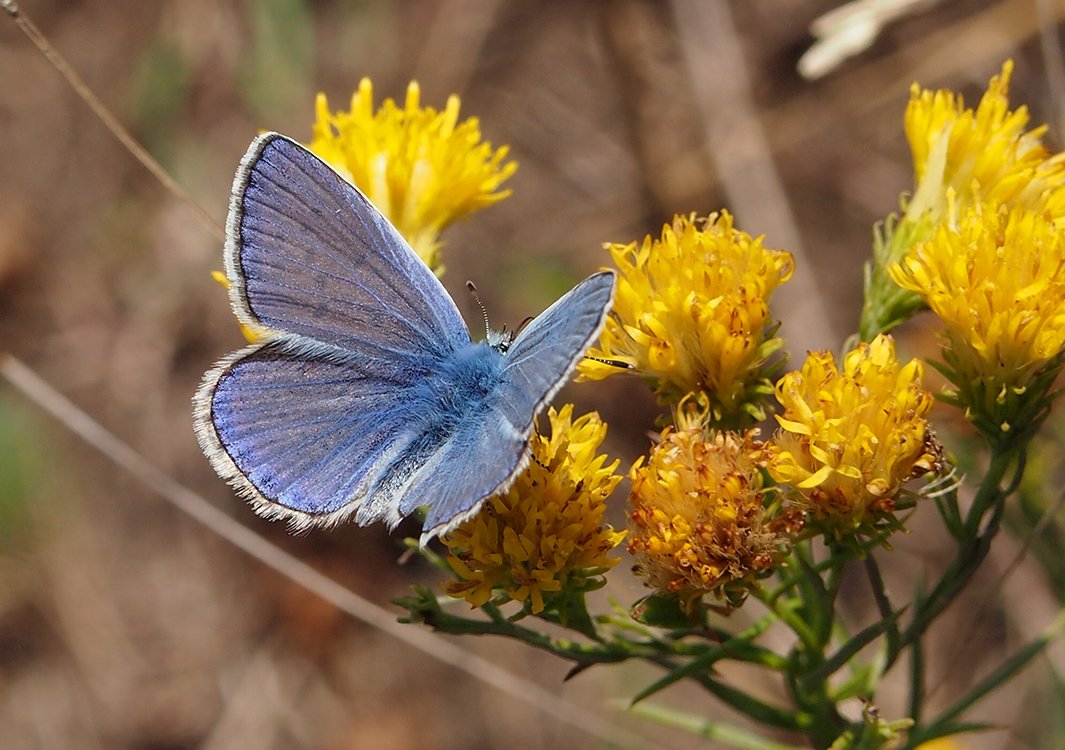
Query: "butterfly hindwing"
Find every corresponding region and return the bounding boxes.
[400,402,531,543]
[195,339,430,528]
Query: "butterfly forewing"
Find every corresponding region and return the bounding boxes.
[197,133,471,529]
[496,272,616,432]
[227,133,470,360]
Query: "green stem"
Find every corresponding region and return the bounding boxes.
[864,554,899,660]
[788,654,846,747]
[767,545,848,746]
[408,589,815,733]
[908,630,924,724]
[757,581,819,652]
[426,604,634,663]
[888,445,1019,669]
[962,447,1017,537]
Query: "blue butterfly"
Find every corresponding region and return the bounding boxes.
[193,133,615,543]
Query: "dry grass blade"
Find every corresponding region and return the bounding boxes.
[0,352,670,750]
[2,0,225,243]
[670,0,838,355]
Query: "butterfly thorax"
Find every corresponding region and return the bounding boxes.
[417,341,507,436]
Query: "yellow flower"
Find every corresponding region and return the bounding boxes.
[768,335,939,537]
[905,60,1065,223]
[310,78,517,274]
[442,405,625,614]
[578,212,794,426]
[628,405,800,608]
[915,739,968,750]
[861,61,1065,340]
[890,202,1065,435]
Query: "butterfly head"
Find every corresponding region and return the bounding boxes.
[486,328,516,353]
[467,280,522,353]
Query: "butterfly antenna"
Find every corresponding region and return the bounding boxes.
[529,452,550,471]
[584,355,634,369]
[513,316,535,337]
[466,281,492,339]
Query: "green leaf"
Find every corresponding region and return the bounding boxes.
[393,584,443,625]
[633,637,788,705]
[804,607,904,687]
[929,634,1050,730]
[629,701,803,749]
[864,555,900,661]
[647,668,808,730]
[544,588,597,638]
[905,721,997,748]
[631,622,796,725]
[908,627,924,722]
[630,648,723,705]
[831,663,877,701]
[933,492,964,538]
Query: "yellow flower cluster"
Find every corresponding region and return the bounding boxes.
[218,78,516,341]
[628,408,800,607]
[862,61,1065,340]
[579,212,793,426]
[442,406,625,614]
[310,78,517,274]
[904,60,1065,223]
[768,335,939,536]
[892,203,1065,420]
[884,61,1065,436]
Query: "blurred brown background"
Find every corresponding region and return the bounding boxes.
[2,0,1065,748]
